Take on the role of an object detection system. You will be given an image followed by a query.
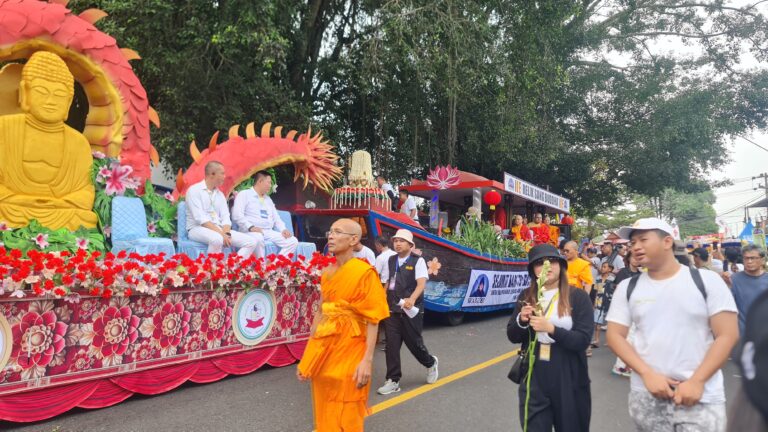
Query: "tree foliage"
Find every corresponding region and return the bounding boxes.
[71,0,768,214]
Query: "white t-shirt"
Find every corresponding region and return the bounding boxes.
[401,196,418,220]
[353,246,376,266]
[711,259,724,274]
[537,288,573,344]
[606,266,737,403]
[375,249,397,283]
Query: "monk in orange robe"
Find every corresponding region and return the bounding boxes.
[528,213,550,245]
[509,214,531,242]
[545,216,560,248]
[297,218,389,432]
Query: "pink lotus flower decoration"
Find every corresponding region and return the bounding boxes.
[147,222,157,234]
[92,151,106,159]
[33,233,49,249]
[426,165,461,190]
[105,163,140,196]
[200,298,232,342]
[11,310,68,372]
[92,306,140,359]
[163,192,176,203]
[76,238,89,250]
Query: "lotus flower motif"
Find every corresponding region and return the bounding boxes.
[426,165,461,190]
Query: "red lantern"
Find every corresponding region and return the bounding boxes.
[484,190,502,210]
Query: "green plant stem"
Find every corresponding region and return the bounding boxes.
[523,332,537,432]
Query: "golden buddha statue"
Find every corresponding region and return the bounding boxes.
[0,51,98,231]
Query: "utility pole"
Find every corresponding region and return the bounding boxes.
[753,174,768,247]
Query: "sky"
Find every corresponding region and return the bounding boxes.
[711,133,768,237]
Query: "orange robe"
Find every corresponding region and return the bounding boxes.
[548,225,560,247]
[528,223,550,245]
[298,258,390,432]
[510,224,531,242]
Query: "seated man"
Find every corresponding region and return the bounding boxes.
[185,161,258,257]
[232,170,298,258]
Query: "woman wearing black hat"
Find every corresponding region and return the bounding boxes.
[507,244,594,432]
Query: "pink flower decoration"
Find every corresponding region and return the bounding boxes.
[76,238,89,250]
[0,222,11,231]
[33,233,49,249]
[152,302,191,349]
[96,166,112,183]
[11,310,68,370]
[147,222,157,234]
[200,298,232,341]
[103,226,112,238]
[92,306,140,358]
[92,151,106,159]
[104,163,140,196]
[426,165,461,190]
[163,192,176,203]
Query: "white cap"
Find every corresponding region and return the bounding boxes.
[392,229,415,245]
[616,218,675,240]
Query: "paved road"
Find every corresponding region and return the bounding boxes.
[2,311,740,432]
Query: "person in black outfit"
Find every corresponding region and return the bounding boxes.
[507,244,594,432]
[614,250,642,285]
[377,229,438,395]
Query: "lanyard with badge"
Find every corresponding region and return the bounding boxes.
[388,258,405,291]
[257,194,269,219]
[206,189,218,221]
[538,291,559,362]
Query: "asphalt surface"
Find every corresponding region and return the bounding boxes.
[1,311,740,432]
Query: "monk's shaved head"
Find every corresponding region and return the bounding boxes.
[565,241,579,250]
[327,218,363,256]
[334,218,362,236]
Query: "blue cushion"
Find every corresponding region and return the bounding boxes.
[111,196,175,255]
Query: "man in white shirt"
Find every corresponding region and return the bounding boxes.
[376,176,397,211]
[353,242,376,266]
[374,236,397,283]
[399,190,418,222]
[231,171,298,258]
[606,218,739,432]
[185,161,258,257]
[377,229,438,395]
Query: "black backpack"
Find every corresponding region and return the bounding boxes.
[626,267,708,301]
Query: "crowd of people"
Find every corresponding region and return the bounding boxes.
[507,217,768,432]
[195,162,766,431]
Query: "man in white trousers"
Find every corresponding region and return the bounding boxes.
[232,170,298,258]
[185,161,258,257]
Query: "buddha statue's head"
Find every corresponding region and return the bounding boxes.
[19,51,74,124]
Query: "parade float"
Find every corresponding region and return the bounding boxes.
[294,158,573,325]
[0,0,341,422]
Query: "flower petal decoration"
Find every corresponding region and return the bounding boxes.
[426,165,461,190]
[0,222,11,231]
[34,233,49,249]
[104,162,141,196]
[76,238,89,250]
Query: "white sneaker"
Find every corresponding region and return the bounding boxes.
[377,379,401,395]
[426,355,439,384]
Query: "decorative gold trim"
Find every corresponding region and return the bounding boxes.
[0,314,12,372]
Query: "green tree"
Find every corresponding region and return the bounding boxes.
[67,0,768,215]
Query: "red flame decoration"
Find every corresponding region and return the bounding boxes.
[426,165,461,190]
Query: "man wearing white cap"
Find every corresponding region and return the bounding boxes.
[606,218,738,431]
[377,228,438,395]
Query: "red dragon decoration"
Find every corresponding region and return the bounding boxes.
[173,122,342,198]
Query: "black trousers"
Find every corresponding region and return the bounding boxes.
[518,347,591,432]
[384,312,435,382]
